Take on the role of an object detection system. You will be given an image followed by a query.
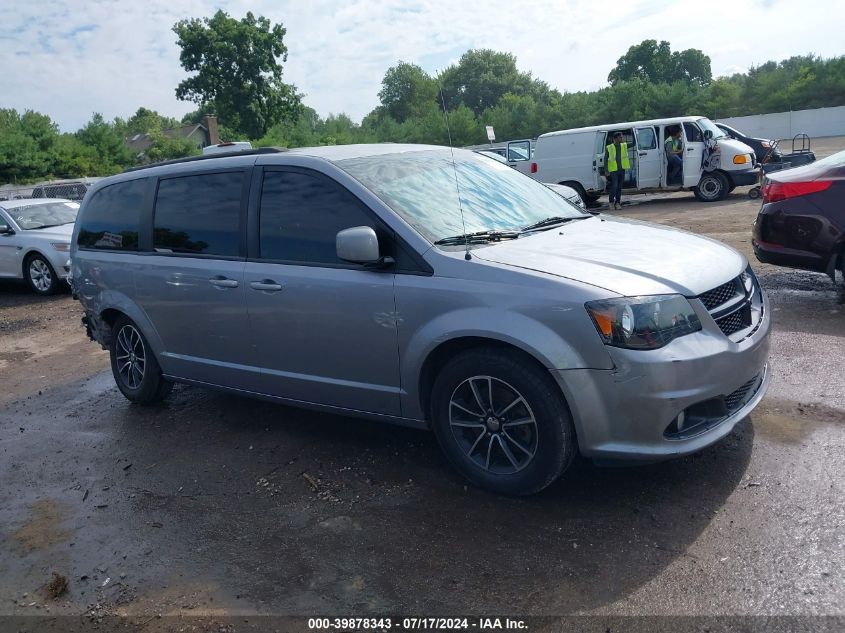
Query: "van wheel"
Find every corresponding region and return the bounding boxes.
[694,172,729,201]
[25,254,59,295]
[430,349,576,495]
[109,316,173,405]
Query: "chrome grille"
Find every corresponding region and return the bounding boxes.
[714,305,752,336]
[699,279,741,310]
[698,269,760,339]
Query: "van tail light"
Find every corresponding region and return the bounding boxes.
[762,180,832,203]
[530,162,537,173]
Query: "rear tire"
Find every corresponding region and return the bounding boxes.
[430,349,577,495]
[109,315,173,405]
[694,171,729,202]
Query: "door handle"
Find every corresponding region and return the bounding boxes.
[639,152,647,156]
[250,280,283,292]
[687,148,694,152]
[208,276,239,288]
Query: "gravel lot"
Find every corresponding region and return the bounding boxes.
[1,138,843,628]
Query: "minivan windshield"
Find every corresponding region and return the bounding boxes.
[338,148,588,245]
[697,118,728,140]
[5,201,79,229]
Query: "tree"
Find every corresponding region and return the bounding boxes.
[439,49,537,116]
[173,10,302,138]
[75,113,133,172]
[608,40,711,86]
[378,62,438,123]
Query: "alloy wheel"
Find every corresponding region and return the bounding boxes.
[29,258,52,292]
[449,375,539,474]
[115,324,146,390]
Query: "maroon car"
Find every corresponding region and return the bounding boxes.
[752,149,845,279]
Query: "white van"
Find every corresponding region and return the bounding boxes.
[530,116,760,203]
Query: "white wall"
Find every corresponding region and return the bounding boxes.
[717,105,845,140]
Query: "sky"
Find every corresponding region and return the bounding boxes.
[1,0,841,132]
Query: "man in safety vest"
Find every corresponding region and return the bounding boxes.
[604,131,630,210]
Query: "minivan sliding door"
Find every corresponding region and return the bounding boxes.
[133,170,256,389]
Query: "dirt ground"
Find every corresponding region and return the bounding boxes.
[0,138,843,629]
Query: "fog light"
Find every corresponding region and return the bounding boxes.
[676,410,686,431]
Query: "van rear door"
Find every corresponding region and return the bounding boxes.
[635,126,661,188]
[506,140,533,175]
[593,131,608,191]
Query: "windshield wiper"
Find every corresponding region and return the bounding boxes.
[434,230,520,246]
[519,215,590,233]
[33,222,73,229]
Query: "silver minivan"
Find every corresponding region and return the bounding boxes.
[71,145,771,495]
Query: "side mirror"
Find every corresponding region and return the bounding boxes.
[0,224,13,235]
[336,226,392,266]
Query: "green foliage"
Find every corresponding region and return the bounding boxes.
[173,10,302,139]
[378,62,438,123]
[440,49,540,116]
[608,40,712,86]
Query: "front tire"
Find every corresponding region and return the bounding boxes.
[694,171,729,202]
[25,254,59,295]
[431,349,577,495]
[109,316,173,404]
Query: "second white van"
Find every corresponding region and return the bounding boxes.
[529,116,760,204]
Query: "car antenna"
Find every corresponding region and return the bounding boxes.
[438,85,471,261]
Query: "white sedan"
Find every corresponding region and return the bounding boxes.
[0,198,79,295]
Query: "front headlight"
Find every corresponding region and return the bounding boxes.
[585,295,702,350]
[51,242,70,252]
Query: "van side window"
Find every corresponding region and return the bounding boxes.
[683,122,703,143]
[153,172,243,256]
[77,179,145,251]
[259,170,377,265]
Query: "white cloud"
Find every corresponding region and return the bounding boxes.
[0,0,840,132]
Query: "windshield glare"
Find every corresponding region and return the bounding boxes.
[697,118,728,140]
[338,149,587,245]
[6,201,79,229]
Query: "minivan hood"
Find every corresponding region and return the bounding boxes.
[26,223,74,240]
[473,215,745,296]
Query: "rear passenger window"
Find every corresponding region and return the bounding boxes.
[153,172,243,256]
[259,170,377,265]
[77,178,145,250]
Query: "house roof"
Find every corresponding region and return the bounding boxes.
[125,123,208,152]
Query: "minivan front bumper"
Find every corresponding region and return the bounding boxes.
[553,292,771,461]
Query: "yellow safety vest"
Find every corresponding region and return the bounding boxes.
[606,142,630,171]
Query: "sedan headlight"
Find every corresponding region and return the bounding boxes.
[585,295,701,350]
[51,242,70,252]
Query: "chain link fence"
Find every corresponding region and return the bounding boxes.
[0,178,102,203]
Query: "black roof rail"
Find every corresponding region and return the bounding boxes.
[123,147,288,173]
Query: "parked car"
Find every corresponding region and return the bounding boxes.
[715,123,782,164]
[31,178,101,202]
[752,148,845,279]
[0,198,78,294]
[202,141,253,155]
[71,145,771,495]
[476,150,586,209]
[530,116,759,203]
